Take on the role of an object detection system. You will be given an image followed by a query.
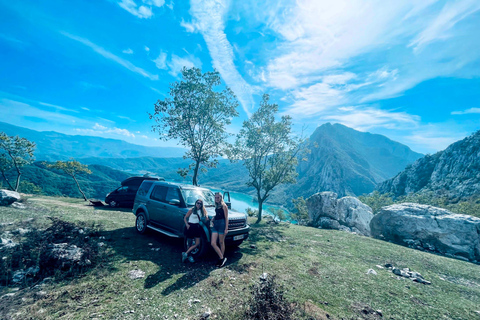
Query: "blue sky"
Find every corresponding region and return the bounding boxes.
[0,0,479,154]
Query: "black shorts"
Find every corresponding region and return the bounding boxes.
[185,223,202,238]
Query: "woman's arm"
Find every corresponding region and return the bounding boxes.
[223,204,229,234]
[184,209,193,229]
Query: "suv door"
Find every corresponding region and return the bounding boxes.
[148,185,168,224]
[163,186,185,233]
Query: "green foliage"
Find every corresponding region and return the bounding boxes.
[290,196,309,225]
[245,207,258,217]
[18,181,42,194]
[358,191,395,214]
[231,94,305,223]
[268,207,287,223]
[150,67,239,186]
[0,132,36,191]
[45,159,92,201]
[360,190,480,218]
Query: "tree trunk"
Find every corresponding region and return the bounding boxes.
[14,170,21,192]
[72,175,88,201]
[192,160,200,186]
[256,191,264,224]
[1,172,14,191]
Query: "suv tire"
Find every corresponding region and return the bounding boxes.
[184,228,209,259]
[136,212,148,234]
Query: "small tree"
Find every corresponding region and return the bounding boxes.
[290,196,309,225]
[0,132,36,191]
[150,67,239,186]
[268,207,287,223]
[231,94,304,223]
[46,159,91,201]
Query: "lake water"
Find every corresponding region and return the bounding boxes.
[214,189,290,219]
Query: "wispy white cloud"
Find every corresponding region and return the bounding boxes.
[79,81,107,90]
[153,51,168,69]
[409,0,480,51]
[117,0,165,19]
[180,19,197,33]
[167,54,201,76]
[144,46,150,52]
[75,123,136,137]
[0,33,27,46]
[451,107,480,115]
[0,98,88,126]
[38,101,79,113]
[122,48,134,54]
[323,106,420,132]
[60,31,159,81]
[189,0,255,116]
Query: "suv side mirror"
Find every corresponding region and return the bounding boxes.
[168,199,180,206]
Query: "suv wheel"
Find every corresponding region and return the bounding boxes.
[136,213,148,234]
[184,229,209,259]
[109,200,118,208]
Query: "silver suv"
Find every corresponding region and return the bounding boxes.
[132,180,250,258]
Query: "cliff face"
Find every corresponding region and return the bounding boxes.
[291,123,423,198]
[378,130,480,200]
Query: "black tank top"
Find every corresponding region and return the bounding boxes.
[215,207,225,220]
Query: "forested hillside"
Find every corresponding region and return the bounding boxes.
[0,162,131,200]
[378,129,480,201]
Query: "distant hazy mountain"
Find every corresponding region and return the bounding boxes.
[378,129,480,200]
[0,121,186,161]
[289,123,424,198]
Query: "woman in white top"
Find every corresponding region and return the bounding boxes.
[182,199,208,263]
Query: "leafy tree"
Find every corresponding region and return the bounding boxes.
[268,207,287,223]
[0,132,36,191]
[358,191,395,214]
[150,67,239,186]
[290,196,309,225]
[231,94,304,223]
[46,159,92,201]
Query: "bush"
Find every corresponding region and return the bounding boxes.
[244,273,295,320]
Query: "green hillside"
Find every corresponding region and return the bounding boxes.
[1,195,479,319]
[0,162,131,200]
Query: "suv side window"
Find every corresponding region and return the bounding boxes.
[150,185,168,202]
[138,181,155,197]
[165,187,181,204]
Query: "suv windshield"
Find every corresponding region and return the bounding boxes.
[181,188,216,207]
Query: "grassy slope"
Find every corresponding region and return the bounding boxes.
[1,196,479,320]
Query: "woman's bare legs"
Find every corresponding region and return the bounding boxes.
[210,232,223,259]
[185,237,201,255]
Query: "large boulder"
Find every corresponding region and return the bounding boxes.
[0,189,21,206]
[306,192,373,236]
[370,203,480,263]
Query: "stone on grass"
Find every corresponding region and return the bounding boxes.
[371,203,480,263]
[306,192,373,236]
[128,269,145,280]
[0,189,21,206]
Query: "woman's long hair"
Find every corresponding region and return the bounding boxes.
[215,192,226,210]
[194,198,208,218]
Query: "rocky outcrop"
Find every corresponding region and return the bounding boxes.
[291,123,423,198]
[378,130,480,200]
[0,189,21,206]
[306,192,373,236]
[370,203,480,263]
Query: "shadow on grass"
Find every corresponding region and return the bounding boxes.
[101,226,246,295]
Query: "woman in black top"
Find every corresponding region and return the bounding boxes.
[211,192,228,267]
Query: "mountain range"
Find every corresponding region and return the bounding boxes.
[0,121,186,160]
[378,129,480,201]
[1,121,427,201]
[290,123,423,198]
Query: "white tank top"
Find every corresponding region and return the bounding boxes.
[188,210,201,223]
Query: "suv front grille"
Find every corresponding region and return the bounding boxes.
[228,218,246,230]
